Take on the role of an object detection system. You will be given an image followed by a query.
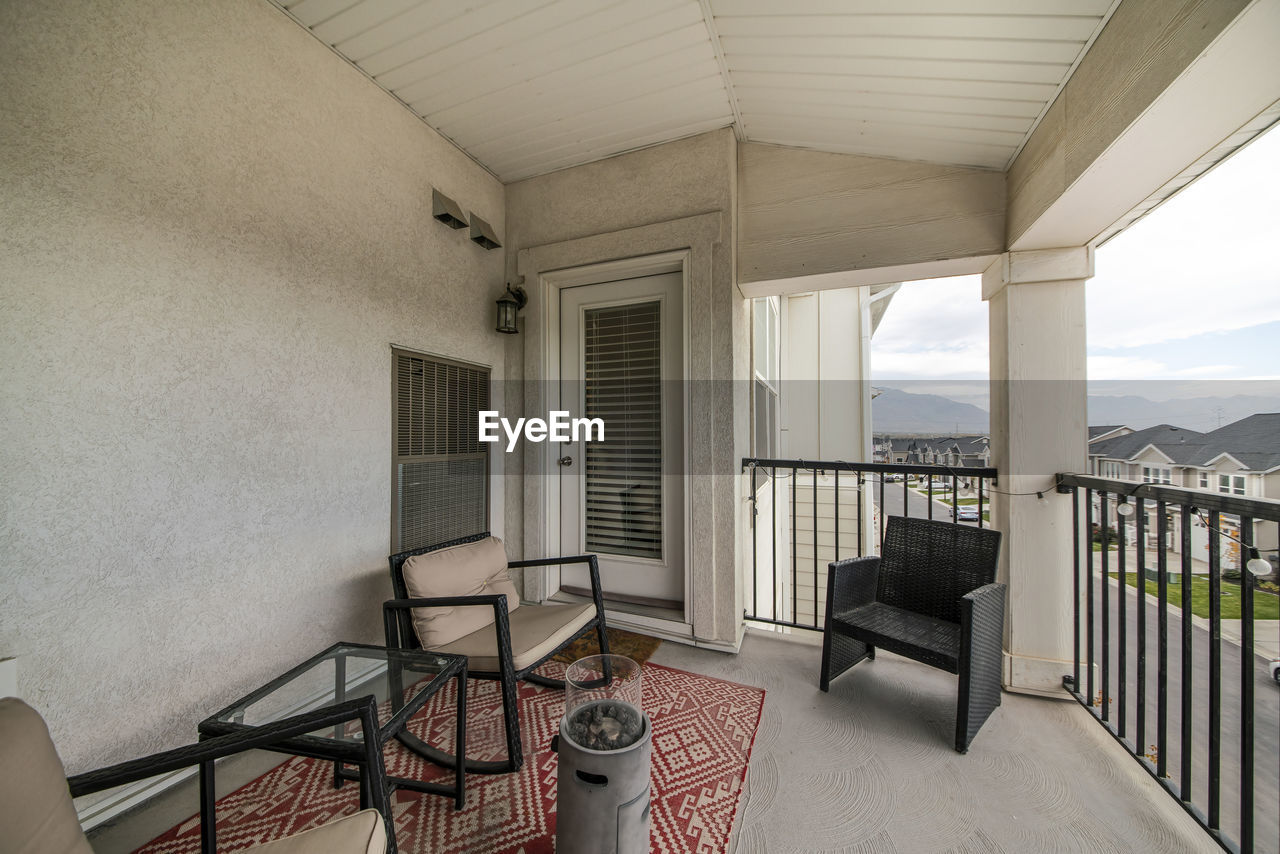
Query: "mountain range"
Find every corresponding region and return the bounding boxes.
[872,387,1280,434]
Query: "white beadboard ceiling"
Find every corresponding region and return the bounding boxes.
[270,0,1118,182]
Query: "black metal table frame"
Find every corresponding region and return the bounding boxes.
[198,642,467,850]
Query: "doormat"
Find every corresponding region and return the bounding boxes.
[551,627,662,665]
[135,662,764,854]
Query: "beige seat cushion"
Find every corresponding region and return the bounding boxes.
[432,602,596,672]
[0,698,94,854]
[402,536,520,649]
[0,700,386,854]
[246,808,387,854]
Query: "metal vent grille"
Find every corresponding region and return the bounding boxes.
[392,350,489,552]
[582,300,662,559]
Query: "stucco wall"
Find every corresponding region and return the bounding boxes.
[0,0,504,772]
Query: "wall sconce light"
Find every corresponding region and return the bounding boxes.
[470,214,502,250]
[432,189,467,229]
[496,283,527,334]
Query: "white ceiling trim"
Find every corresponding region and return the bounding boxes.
[697,0,744,141]
[1003,0,1123,169]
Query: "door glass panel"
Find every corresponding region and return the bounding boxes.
[583,300,662,559]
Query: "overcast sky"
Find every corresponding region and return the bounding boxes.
[871,124,1280,400]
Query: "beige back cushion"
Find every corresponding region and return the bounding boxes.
[0,698,94,854]
[402,536,519,649]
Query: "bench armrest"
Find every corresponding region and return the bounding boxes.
[826,556,880,616]
[960,583,1005,625]
[959,582,1006,662]
[68,696,383,798]
[382,594,510,650]
[507,553,605,619]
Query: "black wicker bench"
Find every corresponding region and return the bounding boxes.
[819,515,1004,753]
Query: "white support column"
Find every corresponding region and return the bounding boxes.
[983,247,1092,697]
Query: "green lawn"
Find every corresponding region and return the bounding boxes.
[1111,572,1280,620]
[923,494,986,507]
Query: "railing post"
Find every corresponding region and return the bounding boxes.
[1117,495,1127,740]
[1157,500,1168,782]
[1135,498,1146,761]
[1071,487,1081,696]
[1179,504,1193,803]
[1207,509,1221,832]
[1239,518,1255,854]
[1086,489,1096,705]
[1101,491,1111,723]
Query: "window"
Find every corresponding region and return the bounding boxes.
[752,297,779,459]
[1218,474,1246,495]
[1142,465,1171,484]
[1199,471,1210,489]
[583,301,662,559]
[391,348,490,552]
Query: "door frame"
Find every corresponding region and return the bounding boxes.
[540,250,693,630]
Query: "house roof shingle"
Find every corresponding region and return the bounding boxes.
[1185,413,1280,472]
[1088,424,1206,462]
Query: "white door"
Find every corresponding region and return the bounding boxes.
[558,272,684,606]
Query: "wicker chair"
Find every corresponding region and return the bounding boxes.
[384,532,608,774]
[1,696,391,854]
[819,515,1005,753]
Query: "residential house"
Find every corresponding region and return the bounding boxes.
[1087,416,1280,566]
[1087,424,1208,483]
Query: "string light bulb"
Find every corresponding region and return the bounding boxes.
[1116,501,1135,517]
[1247,557,1272,577]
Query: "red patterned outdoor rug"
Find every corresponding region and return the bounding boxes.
[135,662,765,853]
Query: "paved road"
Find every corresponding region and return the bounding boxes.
[1087,574,1279,851]
[871,478,986,530]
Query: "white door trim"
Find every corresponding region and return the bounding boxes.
[540,251,692,624]
[516,210,725,644]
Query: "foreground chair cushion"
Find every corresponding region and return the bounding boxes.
[432,602,596,672]
[402,536,520,648]
[0,697,94,854]
[248,808,386,854]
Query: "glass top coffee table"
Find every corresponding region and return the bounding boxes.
[199,642,467,820]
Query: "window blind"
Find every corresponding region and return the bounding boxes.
[582,300,662,559]
[392,350,489,552]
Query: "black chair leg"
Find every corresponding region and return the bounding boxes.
[498,663,523,771]
[397,668,522,775]
[819,631,872,691]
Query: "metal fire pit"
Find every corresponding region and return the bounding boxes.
[554,655,651,854]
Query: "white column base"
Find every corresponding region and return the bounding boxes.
[1002,651,1076,699]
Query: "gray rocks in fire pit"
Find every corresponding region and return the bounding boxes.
[564,700,643,751]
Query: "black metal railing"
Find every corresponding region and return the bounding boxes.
[1057,473,1280,854]
[741,458,998,631]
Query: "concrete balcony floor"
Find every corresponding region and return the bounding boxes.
[653,631,1219,854]
[89,631,1220,853]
